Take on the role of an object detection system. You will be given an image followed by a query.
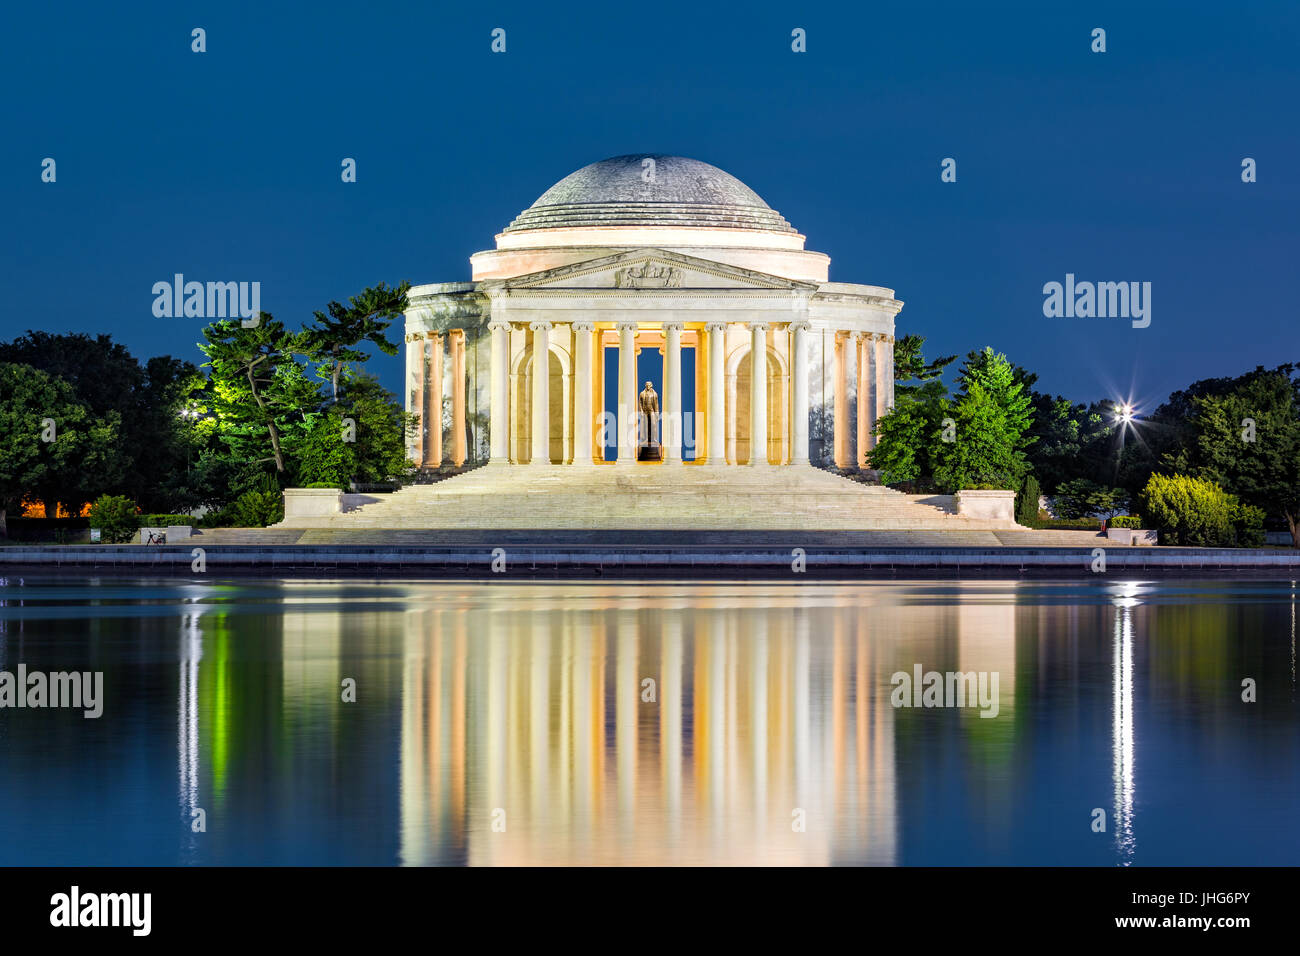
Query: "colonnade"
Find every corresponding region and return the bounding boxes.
[404,330,469,467]
[407,321,893,468]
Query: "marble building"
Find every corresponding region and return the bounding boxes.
[403,154,900,470]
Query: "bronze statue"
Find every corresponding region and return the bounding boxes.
[638,381,661,460]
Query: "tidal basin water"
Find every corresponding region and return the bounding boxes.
[0,577,1296,866]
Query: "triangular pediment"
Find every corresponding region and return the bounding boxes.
[486,249,818,292]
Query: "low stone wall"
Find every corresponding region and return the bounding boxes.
[1106,528,1158,546]
[5,542,1298,577]
[955,490,1017,523]
[282,488,342,521]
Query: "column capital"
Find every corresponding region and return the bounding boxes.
[788,320,812,334]
[615,319,639,333]
[705,321,728,334]
[662,321,685,333]
[571,320,596,333]
[748,321,770,331]
[529,320,553,332]
[487,319,511,332]
[424,330,442,340]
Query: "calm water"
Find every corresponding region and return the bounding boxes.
[0,577,1296,866]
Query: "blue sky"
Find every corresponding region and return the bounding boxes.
[3,0,1296,410]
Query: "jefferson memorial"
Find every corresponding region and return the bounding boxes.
[282,155,1019,530]
[402,154,898,471]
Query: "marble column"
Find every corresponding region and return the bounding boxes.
[663,322,683,463]
[616,320,638,464]
[405,333,425,464]
[450,330,467,466]
[833,331,849,468]
[790,321,810,466]
[530,321,551,465]
[572,321,595,465]
[706,322,726,465]
[749,322,769,466]
[883,335,894,412]
[488,320,510,464]
[874,334,891,422]
[857,332,871,466]
[425,332,443,467]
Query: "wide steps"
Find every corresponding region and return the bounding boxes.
[277,465,1021,532]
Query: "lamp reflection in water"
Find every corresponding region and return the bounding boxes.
[1111,583,1139,865]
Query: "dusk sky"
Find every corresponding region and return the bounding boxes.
[4,1,1296,410]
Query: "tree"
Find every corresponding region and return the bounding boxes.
[868,379,948,486]
[0,363,120,536]
[287,372,417,487]
[302,282,409,403]
[1052,478,1129,519]
[200,316,319,478]
[1167,365,1300,546]
[869,336,954,487]
[0,332,199,511]
[931,348,1034,492]
[892,334,956,400]
[1017,474,1042,526]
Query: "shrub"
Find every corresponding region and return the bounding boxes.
[1109,515,1142,529]
[1042,517,1103,530]
[87,494,139,543]
[1017,475,1042,527]
[225,489,284,528]
[1139,474,1260,547]
[304,481,343,490]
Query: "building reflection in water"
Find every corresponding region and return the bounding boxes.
[392,586,990,866]
[163,582,1119,865]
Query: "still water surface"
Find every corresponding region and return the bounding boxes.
[0,577,1296,866]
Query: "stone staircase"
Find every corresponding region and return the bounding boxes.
[275,464,1024,532]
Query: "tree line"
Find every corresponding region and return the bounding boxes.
[870,335,1299,547]
[0,282,415,536]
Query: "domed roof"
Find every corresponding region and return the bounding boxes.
[502,155,799,236]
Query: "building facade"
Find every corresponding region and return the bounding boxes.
[403,155,900,471]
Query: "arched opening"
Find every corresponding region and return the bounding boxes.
[511,344,570,464]
[732,346,788,465]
